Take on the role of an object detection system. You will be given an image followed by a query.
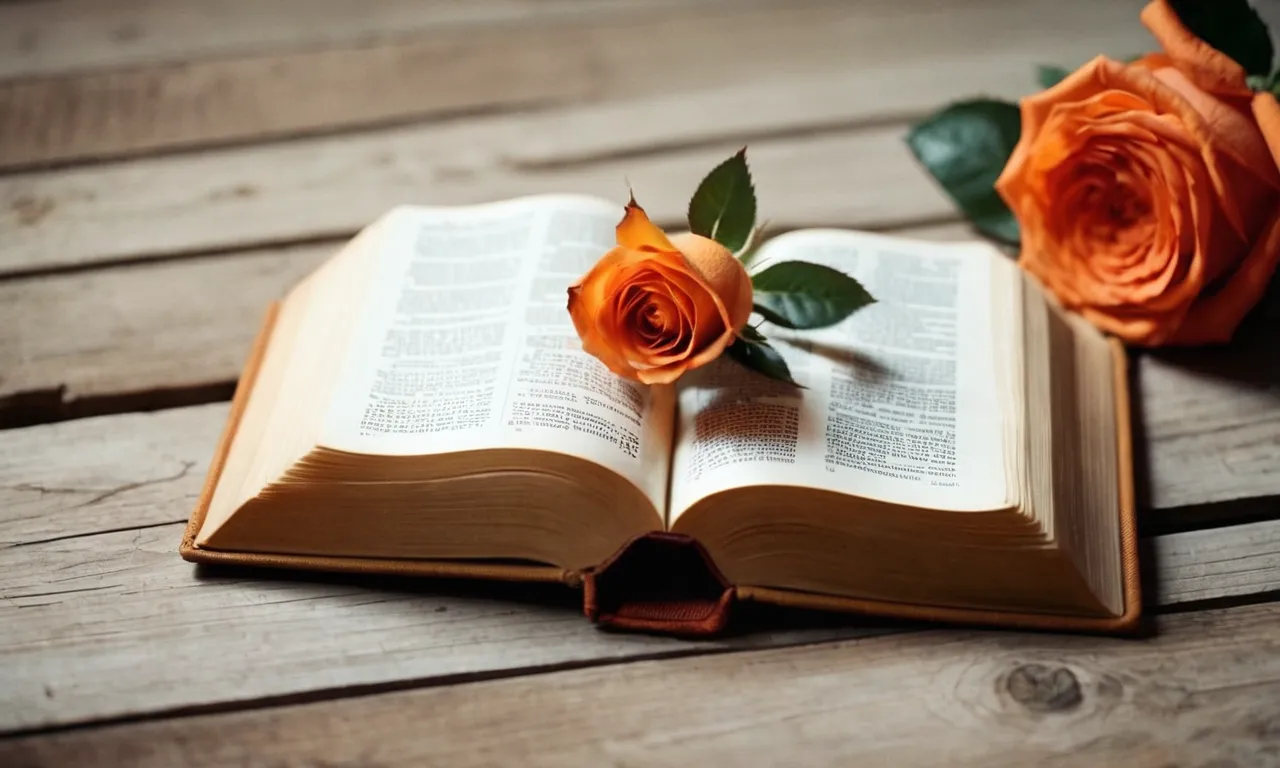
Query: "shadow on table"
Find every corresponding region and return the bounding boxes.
[1127,318,1280,529]
[1127,315,1280,628]
[191,560,917,640]
[198,559,1157,643]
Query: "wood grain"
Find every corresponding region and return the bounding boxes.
[0,242,332,425]
[4,603,1277,767]
[0,0,1153,170]
[0,122,951,276]
[1137,346,1280,518]
[0,405,225,543]
[0,0,761,78]
[0,0,1157,273]
[0,520,883,734]
[0,0,1143,80]
[0,23,595,171]
[1148,519,1280,606]
[0,401,1276,731]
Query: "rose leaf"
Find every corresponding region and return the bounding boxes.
[751,261,876,329]
[687,147,756,253]
[1036,64,1070,89]
[726,336,801,387]
[1169,0,1273,78]
[906,99,1021,245]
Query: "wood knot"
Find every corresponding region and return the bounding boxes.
[11,195,55,227]
[1004,663,1082,713]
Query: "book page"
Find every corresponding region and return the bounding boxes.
[320,196,674,510]
[669,230,1010,518]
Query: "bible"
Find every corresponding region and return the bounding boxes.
[181,194,1140,635]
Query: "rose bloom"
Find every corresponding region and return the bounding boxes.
[567,200,753,384]
[996,0,1280,345]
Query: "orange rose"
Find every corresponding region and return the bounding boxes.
[996,2,1280,345]
[567,199,753,384]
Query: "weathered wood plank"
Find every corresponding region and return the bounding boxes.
[0,23,595,171]
[0,242,332,425]
[0,0,1143,80]
[0,0,1156,274]
[0,0,1152,170]
[4,603,1277,766]
[0,0,760,79]
[0,519,884,734]
[0,123,953,276]
[1137,346,1280,519]
[0,222,973,421]
[0,401,1276,731]
[1148,519,1280,606]
[0,405,225,542]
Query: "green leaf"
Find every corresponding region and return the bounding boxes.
[1168,0,1273,77]
[726,336,800,387]
[687,147,756,252]
[1036,64,1070,89]
[906,99,1021,245]
[751,261,876,329]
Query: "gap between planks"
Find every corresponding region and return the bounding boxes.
[1,602,1277,766]
[0,0,1153,171]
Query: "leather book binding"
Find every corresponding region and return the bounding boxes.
[181,304,1143,637]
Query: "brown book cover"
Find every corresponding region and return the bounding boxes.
[182,303,1142,636]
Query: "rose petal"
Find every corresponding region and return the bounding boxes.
[615,198,677,254]
[568,247,658,379]
[1253,92,1280,169]
[625,290,694,366]
[1151,67,1278,182]
[1079,302,1186,345]
[608,276,683,364]
[1139,0,1253,101]
[1169,210,1280,344]
[647,262,726,350]
[667,232,754,332]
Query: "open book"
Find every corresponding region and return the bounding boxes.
[181,195,1140,635]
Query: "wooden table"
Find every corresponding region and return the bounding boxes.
[2,1,1279,765]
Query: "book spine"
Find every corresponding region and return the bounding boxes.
[581,532,735,636]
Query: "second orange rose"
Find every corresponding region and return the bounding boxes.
[995,1,1280,346]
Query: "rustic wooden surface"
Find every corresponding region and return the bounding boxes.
[6,603,1278,768]
[2,0,1279,764]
